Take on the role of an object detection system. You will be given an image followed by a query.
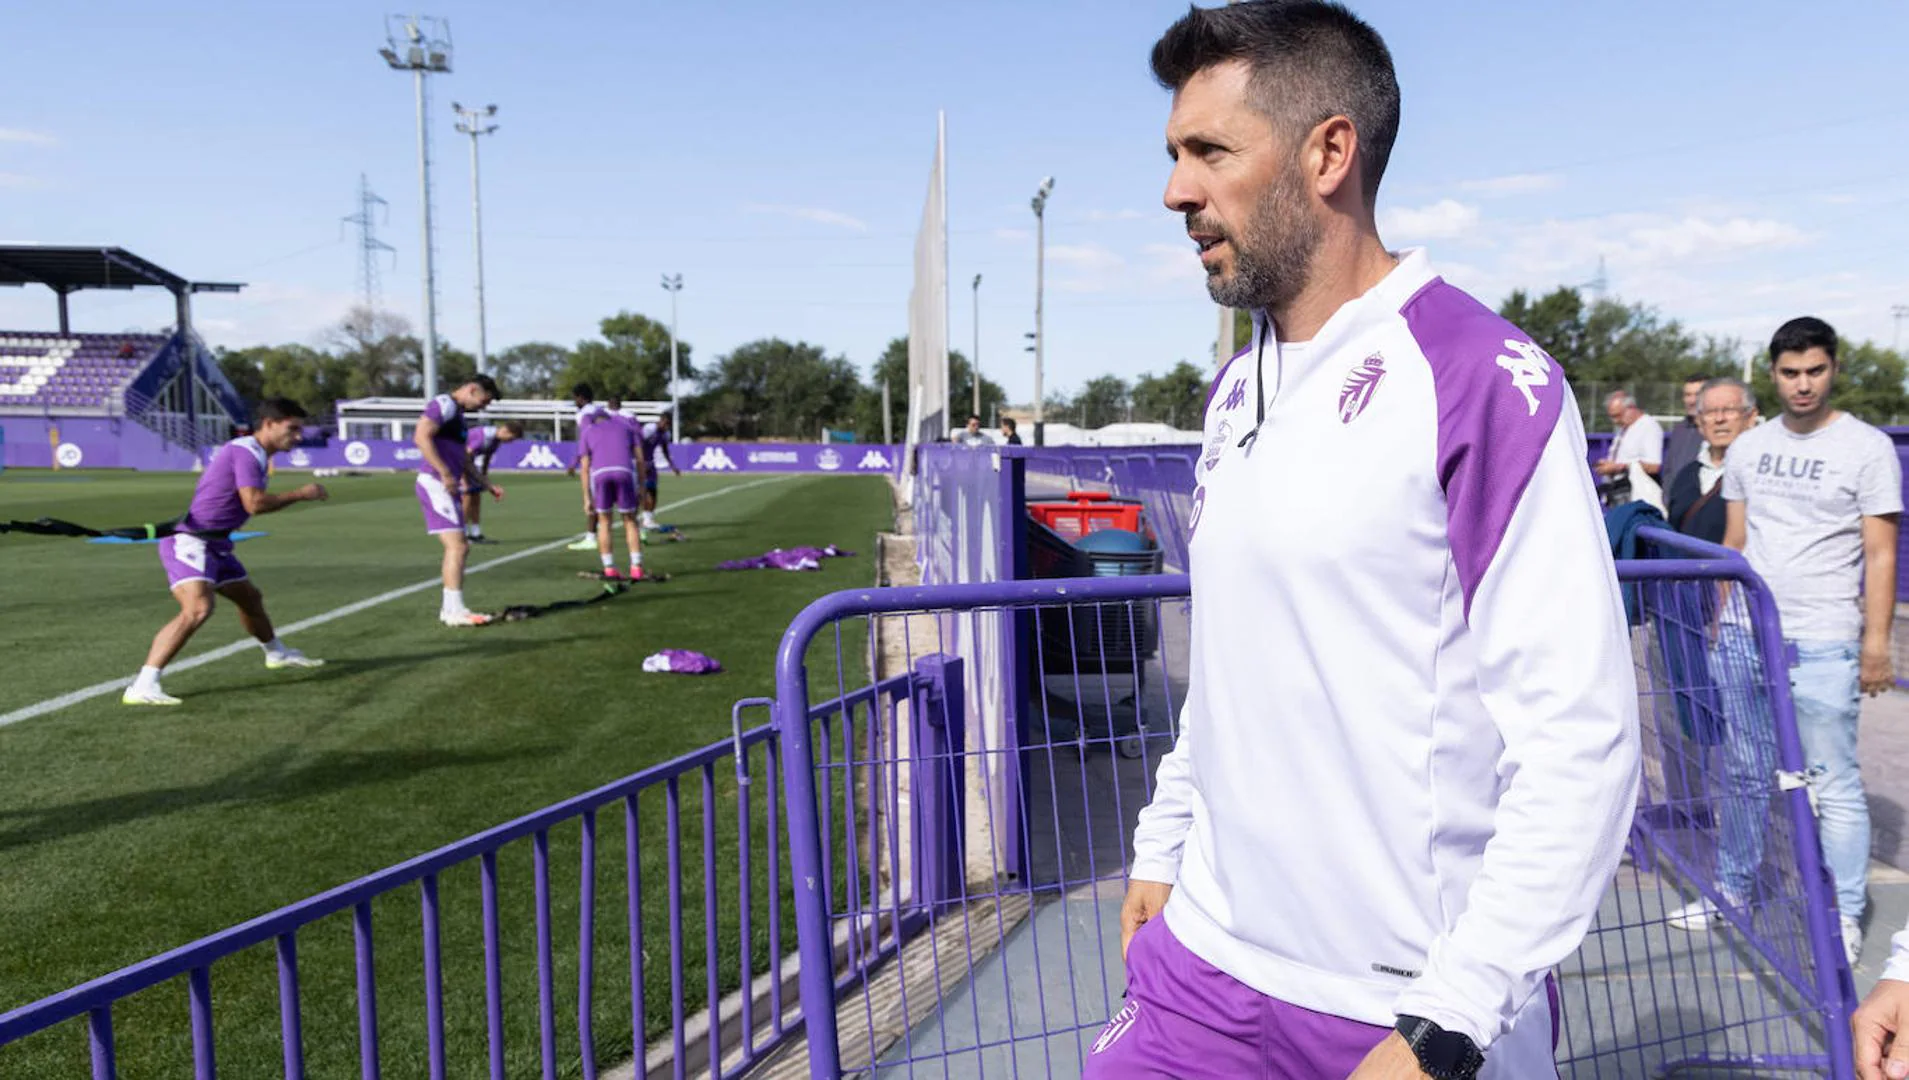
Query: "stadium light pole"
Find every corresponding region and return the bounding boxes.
[1031,177,1053,447]
[453,102,497,378]
[380,15,452,397]
[971,273,982,420]
[661,274,684,434]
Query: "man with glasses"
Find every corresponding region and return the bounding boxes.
[1666,377,1758,544]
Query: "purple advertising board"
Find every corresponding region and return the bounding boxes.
[270,439,904,476]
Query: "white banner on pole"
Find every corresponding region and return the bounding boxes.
[906,112,950,456]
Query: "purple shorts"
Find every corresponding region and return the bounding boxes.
[1084,917,1560,1079]
[417,475,465,534]
[591,469,637,515]
[158,534,247,590]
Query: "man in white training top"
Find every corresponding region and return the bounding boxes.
[1085,4,1641,1078]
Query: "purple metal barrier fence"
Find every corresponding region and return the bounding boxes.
[771,554,1856,1079]
[0,701,802,1080]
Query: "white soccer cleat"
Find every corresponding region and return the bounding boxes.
[440,610,495,628]
[265,649,325,670]
[565,535,599,551]
[122,687,183,707]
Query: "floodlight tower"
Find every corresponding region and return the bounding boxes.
[453,102,498,377]
[1030,177,1054,446]
[379,15,452,396]
[661,274,684,434]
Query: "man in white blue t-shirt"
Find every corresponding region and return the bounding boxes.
[1670,316,1900,966]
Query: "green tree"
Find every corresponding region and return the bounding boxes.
[698,338,861,438]
[328,307,419,397]
[1131,360,1209,429]
[1073,375,1131,429]
[852,336,1004,442]
[238,344,350,418]
[560,311,696,401]
[1748,340,1909,426]
[215,348,266,412]
[493,342,570,397]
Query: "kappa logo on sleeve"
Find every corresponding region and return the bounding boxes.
[1495,338,1553,417]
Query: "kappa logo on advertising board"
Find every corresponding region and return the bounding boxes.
[519,444,566,470]
[693,447,739,471]
[856,449,893,470]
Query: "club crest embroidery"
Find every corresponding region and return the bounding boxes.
[1338,353,1386,424]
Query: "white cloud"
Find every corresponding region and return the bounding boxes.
[1381,199,1482,241]
[0,129,55,146]
[192,281,362,350]
[1457,173,1562,197]
[1498,212,1811,282]
[741,203,868,232]
[1141,241,1206,287]
[1043,243,1130,294]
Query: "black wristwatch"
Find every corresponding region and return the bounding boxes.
[1394,1015,1484,1080]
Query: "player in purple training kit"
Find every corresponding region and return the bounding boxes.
[124,397,329,706]
[414,374,501,626]
[576,400,649,582]
[637,414,682,531]
[461,419,524,544]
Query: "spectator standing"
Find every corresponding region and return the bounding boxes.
[1662,373,1710,485]
[1594,389,1664,480]
[1665,377,1757,544]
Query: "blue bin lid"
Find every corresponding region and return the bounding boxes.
[1074,527,1151,554]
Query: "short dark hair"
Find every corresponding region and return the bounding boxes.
[1000,416,1017,432]
[467,374,500,397]
[1769,316,1838,366]
[255,397,308,424]
[1151,1,1400,207]
[572,383,594,403]
[967,414,982,423]
[1682,373,1710,386]
[498,420,526,437]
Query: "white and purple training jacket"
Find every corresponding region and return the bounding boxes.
[1130,248,1640,1054]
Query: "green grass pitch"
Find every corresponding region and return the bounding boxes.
[0,466,895,1078]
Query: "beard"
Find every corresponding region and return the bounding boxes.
[1196,159,1320,313]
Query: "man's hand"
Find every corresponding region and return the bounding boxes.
[1855,978,1909,1080]
[1119,879,1172,963]
[1594,460,1623,477]
[1862,636,1894,697]
[488,484,505,501]
[296,483,329,502]
[1347,1033,1431,1079]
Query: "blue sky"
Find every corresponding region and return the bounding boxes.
[5,1,1909,402]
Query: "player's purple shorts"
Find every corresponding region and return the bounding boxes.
[158,533,247,589]
[591,469,637,514]
[1083,917,1560,1079]
[416,475,465,534]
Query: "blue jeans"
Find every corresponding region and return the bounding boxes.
[1710,628,1867,921]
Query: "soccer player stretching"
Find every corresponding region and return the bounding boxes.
[415,374,500,626]
[125,397,327,706]
[462,419,523,544]
[638,413,683,530]
[566,383,611,550]
[577,403,649,582]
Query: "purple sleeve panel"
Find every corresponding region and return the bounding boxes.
[423,394,456,426]
[1201,339,1256,422]
[233,440,267,489]
[1402,279,1564,620]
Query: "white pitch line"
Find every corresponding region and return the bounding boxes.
[0,475,795,728]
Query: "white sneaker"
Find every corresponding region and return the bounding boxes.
[440,610,494,628]
[565,535,599,551]
[1666,898,1722,932]
[1842,916,1863,966]
[265,648,324,669]
[122,686,182,706]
